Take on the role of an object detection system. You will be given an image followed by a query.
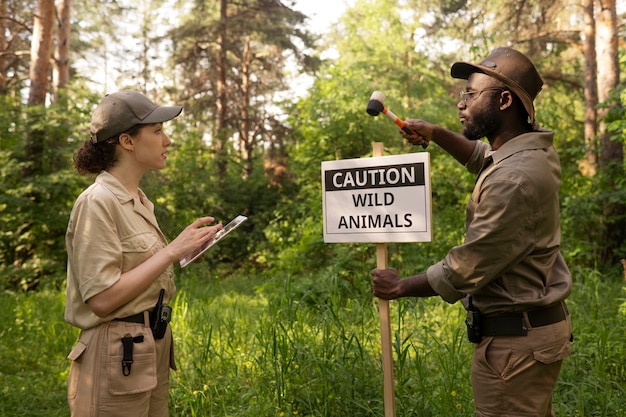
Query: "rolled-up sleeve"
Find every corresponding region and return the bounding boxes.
[427,260,465,303]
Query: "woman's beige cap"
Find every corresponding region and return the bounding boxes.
[90,91,182,143]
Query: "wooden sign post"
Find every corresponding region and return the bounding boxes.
[321,141,432,417]
[373,142,396,417]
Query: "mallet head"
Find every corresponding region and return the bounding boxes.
[366,91,385,116]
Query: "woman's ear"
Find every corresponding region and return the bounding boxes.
[118,133,134,152]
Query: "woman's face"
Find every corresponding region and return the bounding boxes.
[131,123,172,170]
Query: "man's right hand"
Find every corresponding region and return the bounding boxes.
[371,268,437,299]
[400,119,435,148]
[371,268,403,300]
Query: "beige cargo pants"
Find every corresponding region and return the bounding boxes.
[67,313,174,417]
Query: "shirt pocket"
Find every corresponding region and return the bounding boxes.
[120,232,160,271]
[106,323,157,395]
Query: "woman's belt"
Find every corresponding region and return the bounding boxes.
[115,312,146,324]
[112,290,171,340]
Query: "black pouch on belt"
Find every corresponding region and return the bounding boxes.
[465,296,482,344]
[149,289,172,340]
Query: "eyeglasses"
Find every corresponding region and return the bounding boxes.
[459,88,504,104]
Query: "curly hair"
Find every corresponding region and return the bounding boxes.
[73,124,143,175]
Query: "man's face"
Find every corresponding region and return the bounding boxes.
[458,73,504,141]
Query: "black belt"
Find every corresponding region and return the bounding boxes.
[115,312,146,324]
[481,303,567,337]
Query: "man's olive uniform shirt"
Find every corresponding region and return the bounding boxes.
[427,131,572,315]
[65,171,175,330]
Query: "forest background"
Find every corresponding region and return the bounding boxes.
[1,0,626,416]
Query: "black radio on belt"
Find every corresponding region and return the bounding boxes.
[465,296,482,344]
[150,289,172,340]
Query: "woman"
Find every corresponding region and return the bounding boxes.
[65,90,221,417]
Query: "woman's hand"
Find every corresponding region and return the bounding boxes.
[87,217,223,318]
[167,217,223,262]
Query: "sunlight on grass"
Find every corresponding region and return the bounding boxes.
[2,267,626,416]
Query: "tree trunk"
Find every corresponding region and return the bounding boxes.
[215,0,228,178]
[239,35,253,178]
[0,0,8,94]
[596,0,624,264]
[28,0,55,106]
[24,0,55,177]
[580,0,597,176]
[52,0,71,102]
[140,24,149,94]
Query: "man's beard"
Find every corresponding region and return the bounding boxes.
[462,102,501,141]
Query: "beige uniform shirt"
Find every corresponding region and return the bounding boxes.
[427,131,572,315]
[65,171,175,330]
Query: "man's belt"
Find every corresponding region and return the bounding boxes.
[481,303,567,337]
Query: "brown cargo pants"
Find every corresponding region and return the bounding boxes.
[471,312,572,417]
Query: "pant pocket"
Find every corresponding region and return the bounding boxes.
[67,340,88,400]
[482,337,514,378]
[106,323,157,395]
[533,341,571,365]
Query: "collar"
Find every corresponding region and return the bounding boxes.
[95,171,157,225]
[95,171,135,204]
[93,171,166,243]
[489,130,554,164]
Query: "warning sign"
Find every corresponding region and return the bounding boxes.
[322,153,431,243]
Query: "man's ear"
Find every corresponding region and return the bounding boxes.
[499,90,515,111]
[118,133,134,152]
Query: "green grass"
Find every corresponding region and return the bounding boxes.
[0,290,78,417]
[1,266,625,416]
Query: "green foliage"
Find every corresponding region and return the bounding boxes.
[554,268,626,416]
[142,131,221,234]
[0,87,95,290]
[3,0,626,414]
[139,124,289,272]
[0,95,23,151]
[545,76,626,267]
[2,0,622,291]
[2,266,626,416]
[0,165,88,290]
[264,0,471,278]
[0,290,78,417]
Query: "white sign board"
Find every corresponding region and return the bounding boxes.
[322,153,432,243]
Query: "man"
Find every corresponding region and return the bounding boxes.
[371,47,573,417]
